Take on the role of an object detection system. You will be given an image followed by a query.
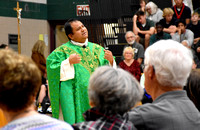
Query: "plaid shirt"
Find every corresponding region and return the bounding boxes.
[73,108,137,130]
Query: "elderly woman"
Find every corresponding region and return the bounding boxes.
[184,69,200,111]
[129,40,200,129]
[146,1,163,23]
[0,49,73,129]
[159,8,177,35]
[74,66,143,129]
[119,47,141,81]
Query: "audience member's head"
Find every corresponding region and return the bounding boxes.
[146,1,158,15]
[155,22,164,35]
[89,66,143,115]
[32,40,46,56]
[176,19,186,34]
[136,11,146,24]
[0,49,41,113]
[191,12,199,24]
[125,31,136,45]
[163,8,174,22]
[174,0,183,8]
[0,44,8,49]
[144,40,193,99]
[123,47,135,60]
[140,0,148,7]
[184,69,200,111]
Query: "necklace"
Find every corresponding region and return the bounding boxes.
[174,3,185,19]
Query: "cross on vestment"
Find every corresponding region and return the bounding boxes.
[14,1,22,54]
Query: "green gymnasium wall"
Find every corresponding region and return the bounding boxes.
[0,1,47,19]
[47,0,89,20]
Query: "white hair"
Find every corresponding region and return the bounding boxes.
[125,31,136,39]
[145,40,193,87]
[146,1,158,15]
[89,66,143,114]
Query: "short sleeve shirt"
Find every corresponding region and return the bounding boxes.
[172,4,191,23]
[137,19,155,38]
[159,18,176,28]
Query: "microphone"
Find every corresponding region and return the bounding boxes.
[82,45,86,48]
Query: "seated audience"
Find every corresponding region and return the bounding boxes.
[172,20,194,46]
[74,66,143,129]
[172,0,194,13]
[125,31,144,65]
[0,49,73,130]
[119,47,141,81]
[150,22,171,46]
[129,39,200,129]
[172,0,191,25]
[160,8,177,35]
[145,1,163,23]
[187,12,200,44]
[133,11,155,49]
[184,69,200,111]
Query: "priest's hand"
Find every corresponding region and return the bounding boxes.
[69,53,81,65]
[104,49,114,66]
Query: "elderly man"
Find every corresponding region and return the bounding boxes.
[74,66,143,129]
[47,19,116,124]
[125,31,144,65]
[129,40,200,129]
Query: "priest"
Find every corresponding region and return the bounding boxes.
[46,19,116,124]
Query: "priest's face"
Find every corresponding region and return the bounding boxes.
[69,21,88,43]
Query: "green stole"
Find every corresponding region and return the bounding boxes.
[46,41,109,124]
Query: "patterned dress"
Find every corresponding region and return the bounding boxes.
[119,60,141,81]
[46,41,109,124]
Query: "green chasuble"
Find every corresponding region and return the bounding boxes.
[46,41,110,124]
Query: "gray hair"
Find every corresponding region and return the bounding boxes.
[125,31,136,39]
[146,1,158,15]
[89,66,143,115]
[145,40,193,87]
